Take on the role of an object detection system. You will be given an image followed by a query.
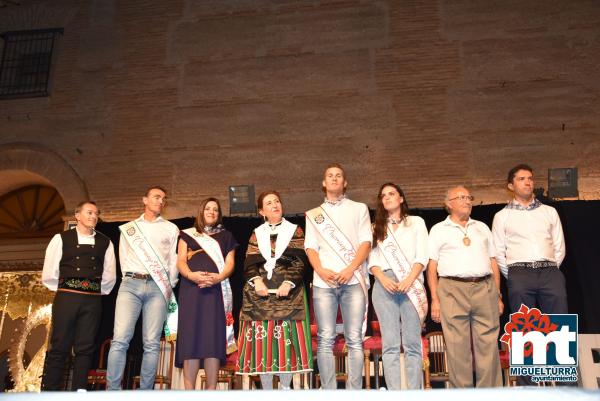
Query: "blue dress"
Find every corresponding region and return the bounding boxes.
[175,229,238,368]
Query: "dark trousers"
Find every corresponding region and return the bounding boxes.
[41,291,102,391]
[507,266,567,314]
[507,266,567,385]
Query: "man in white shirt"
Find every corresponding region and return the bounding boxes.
[492,164,567,314]
[427,186,503,388]
[106,186,179,390]
[41,201,116,391]
[305,163,372,389]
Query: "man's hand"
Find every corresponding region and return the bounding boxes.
[336,266,355,285]
[431,299,441,323]
[498,298,504,315]
[317,268,339,287]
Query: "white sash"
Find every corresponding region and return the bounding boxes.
[119,221,178,339]
[255,219,297,279]
[182,228,236,353]
[378,223,428,323]
[306,206,369,335]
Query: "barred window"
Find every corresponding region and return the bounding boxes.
[0,28,63,99]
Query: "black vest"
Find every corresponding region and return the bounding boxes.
[59,228,110,280]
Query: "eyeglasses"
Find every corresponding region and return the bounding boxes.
[448,195,474,202]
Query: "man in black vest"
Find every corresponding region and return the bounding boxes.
[41,201,116,391]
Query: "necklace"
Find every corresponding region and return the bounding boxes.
[203,224,223,235]
[388,217,403,225]
[324,194,346,206]
[457,224,471,246]
[268,221,282,232]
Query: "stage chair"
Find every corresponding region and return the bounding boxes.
[199,367,235,389]
[424,331,449,389]
[132,338,175,389]
[87,337,112,390]
[363,316,383,389]
[499,341,516,386]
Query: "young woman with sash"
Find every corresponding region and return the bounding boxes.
[368,183,429,389]
[175,198,238,390]
[237,191,313,389]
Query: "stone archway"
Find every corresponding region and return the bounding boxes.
[0,142,88,213]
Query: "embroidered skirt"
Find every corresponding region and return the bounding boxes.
[237,318,313,374]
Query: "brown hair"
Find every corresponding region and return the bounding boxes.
[321,162,347,194]
[74,201,98,214]
[372,183,410,247]
[145,186,167,197]
[257,190,282,211]
[507,164,533,184]
[194,197,223,232]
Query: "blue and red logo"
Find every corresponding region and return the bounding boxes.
[500,304,578,382]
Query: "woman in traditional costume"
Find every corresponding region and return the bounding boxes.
[368,183,428,389]
[175,197,238,389]
[237,191,313,389]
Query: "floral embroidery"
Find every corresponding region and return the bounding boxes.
[59,278,100,293]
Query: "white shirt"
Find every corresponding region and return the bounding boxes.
[304,198,372,288]
[42,228,117,295]
[492,200,566,277]
[119,214,179,287]
[368,215,429,282]
[428,216,495,278]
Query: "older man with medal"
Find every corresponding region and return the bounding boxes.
[427,186,503,388]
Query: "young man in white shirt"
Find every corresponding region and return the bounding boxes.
[106,186,179,390]
[304,163,372,389]
[427,186,503,388]
[492,164,567,314]
[41,201,116,391]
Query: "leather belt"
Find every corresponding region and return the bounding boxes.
[124,272,151,280]
[442,274,490,283]
[509,261,557,270]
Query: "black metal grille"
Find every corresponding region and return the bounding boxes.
[0,28,63,99]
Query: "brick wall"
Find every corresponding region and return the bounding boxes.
[1,0,598,221]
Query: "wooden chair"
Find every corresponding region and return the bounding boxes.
[87,338,112,390]
[363,317,383,389]
[200,367,235,389]
[132,338,175,389]
[499,341,517,386]
[423,331,449,388]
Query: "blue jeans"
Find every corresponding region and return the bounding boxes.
[313,284,366,389]
[106,277,167,390]
[372,271,423,389]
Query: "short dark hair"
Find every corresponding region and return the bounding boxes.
[507,164,534,184]
[74,200,97,214]
[257,190,282,211]
[195,197,223,232]
[145,186,167,197]
[321,162,347,194]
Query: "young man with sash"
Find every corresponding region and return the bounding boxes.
[368,183,428,390]
[427,186,503,388]
[304,163,372,389]
[41,201,116,391]
[107,186,179,390]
